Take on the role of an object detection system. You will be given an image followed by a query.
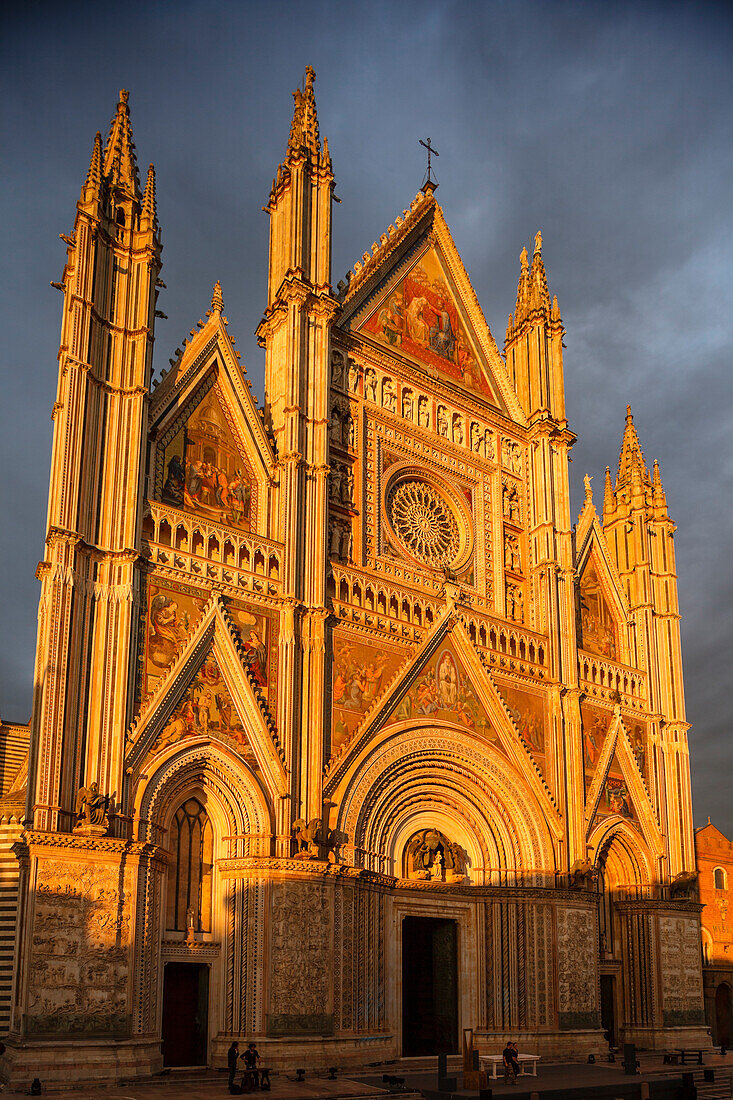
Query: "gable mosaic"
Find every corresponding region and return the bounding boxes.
[161,385,254,530]
[359,246,494,400]
[141,579,277,707]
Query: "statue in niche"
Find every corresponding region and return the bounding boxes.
[452,414,464,445]
[406,828,467,883]
[330,407,342,445]
[417,395,430,427]
[470,421,481,452]
[340,524,352,563]
[437,405,448,436]
[503,481,520,522]
[484,429,495,460]
[348,359,360,392]
[331,350,345,387]
[402,390,414,420]
[329,520,342,559]
[364,367,377,402]
[74,782,111,834]
[382,377,397,413]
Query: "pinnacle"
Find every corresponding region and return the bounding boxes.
[82,131,103,201]
[142,164,157,223]
[103,88,141,198]
[603,465,615,515]
[286,65,321,161]
[211,280,224,313]
[616,404,650,490]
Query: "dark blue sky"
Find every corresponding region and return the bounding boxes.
[2,0,731,832]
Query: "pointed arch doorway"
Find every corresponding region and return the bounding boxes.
[402,915,459,1056]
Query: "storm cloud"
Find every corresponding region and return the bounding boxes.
[2,1,731,830]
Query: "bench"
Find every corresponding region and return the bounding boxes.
[480,1054,540,1079]
[663,1049,705,1065]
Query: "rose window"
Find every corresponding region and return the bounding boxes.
[387,480,460,568]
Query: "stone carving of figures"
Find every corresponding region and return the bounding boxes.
[503,481,520,523]
[402,389,414,420]
[452,414,464,445]
[330,407,342,445]
[364,367,377,402]
[437,405,448,436]
[484,429,494,460]
[348,415,356,449]
[417,395,430,427]
[501,437,512,468]
[330,465,342,502]
[470,421,481,452]
[186,905,196,941]
[505,533,521,573]
[341,411,352,447]
[340,524,352,563]
[430,851,443,880]
[331,350,345,387]
[348,359,360,393]
[510,442,522,474]
[342,469,354,506]
[329,520,342,559]
[382,377,396,413]
[506,583,524,622]
[74,782,110,832]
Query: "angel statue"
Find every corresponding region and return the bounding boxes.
[74,781,110,833]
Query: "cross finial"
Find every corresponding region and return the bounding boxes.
[419,137,439,191]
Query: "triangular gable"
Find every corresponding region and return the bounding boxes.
[148,300,275,535]
[585,707,660,846]
[339,197,525,423]
[325,611,561,837]
[575,502,630,663]
[124,595,287,802]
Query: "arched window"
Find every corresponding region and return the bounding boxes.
[166,797,213,933]
[714,867,727,891]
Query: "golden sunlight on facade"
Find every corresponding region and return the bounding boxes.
[0,70,709,1086]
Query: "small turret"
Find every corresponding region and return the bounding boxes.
[81,131,103,206]
[504,230,565,423]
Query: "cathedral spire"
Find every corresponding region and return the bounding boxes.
[616,405,650,490]
[211,279,224,314]
[103,89,141,198]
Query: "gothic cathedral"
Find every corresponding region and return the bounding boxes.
[0,71,708,1086]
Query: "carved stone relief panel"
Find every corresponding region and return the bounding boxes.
[556,905,598,1029]
[28,857,134,1036]
[659,914,705,1027]
[267,879,333,1036]
[525,902,554,1029]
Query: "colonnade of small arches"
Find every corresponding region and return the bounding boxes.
[145,503,282,582]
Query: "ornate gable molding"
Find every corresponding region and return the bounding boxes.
[585,705,661,849]
[124,594,287,806]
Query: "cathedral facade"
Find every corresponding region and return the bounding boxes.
[0,71,708,1085]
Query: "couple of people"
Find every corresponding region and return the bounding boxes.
[227,1041,265,1093]
[502,1040,521,1084]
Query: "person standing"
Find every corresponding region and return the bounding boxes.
[502,1041,518,1085]
[227,1041,240,1090]
[242,1042,261,1089]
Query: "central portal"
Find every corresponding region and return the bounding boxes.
[161,961,209,1067]
[402,916,459,1056]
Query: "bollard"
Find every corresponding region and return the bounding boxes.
[623,1042,639,1075]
